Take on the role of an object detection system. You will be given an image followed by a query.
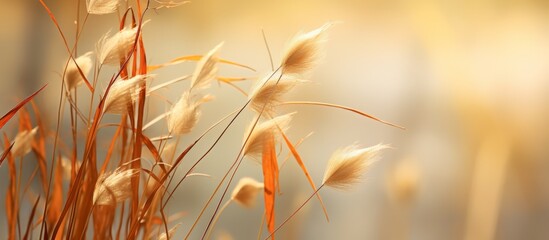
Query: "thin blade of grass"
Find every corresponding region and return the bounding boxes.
[0,84,47,129]
[39,0,93,91]
[30,101,49,191]
[4,134,16,240]
[281,101,405,130]
[262,135,278,240]
[23,196,40,240]
[147,55,256,72]
[0,143,13,166]
[279,131,329,222]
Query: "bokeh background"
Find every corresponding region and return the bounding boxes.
[1,0,549,239]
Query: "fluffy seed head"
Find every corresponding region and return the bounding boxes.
[96,25,141,65]
[231,177,264,208]
[243,113,294,159]
[167,92,213,135]
[93,168,139,205]
[190,42,223,90]
[249,76,301,113]
[11,127,38,158]
[281,23,332,75]
[103,75,152,114]
[322,144,387,190]
[86,0,120,15]
[64,52,93,91]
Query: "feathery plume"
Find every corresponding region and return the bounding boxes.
[157,223,182,240]
[322,144,387,190]
[190,43,223,90]
[96,25,141,65]
[86,0,120,15]
[93,168,139,205]
[64,52,93,91]
[231,177,264,208]
[280,23,332,75]
[249,76,302,113]
[167,91,213,135]
[11,127,38,158]
[103,74,152,114]
[243,113,294,159]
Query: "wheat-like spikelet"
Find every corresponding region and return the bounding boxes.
[11,127,38,158]
[93,168,139,205]
[249,76,301,113]
[167,91,213,135]
[243,113,294,159]
[231,177,264,208]
[190,43,223,90]
[96,25,142,65]
[322,144,387,190]
[157,223,182,240]
[280,23,332,75]
[86,0,120,15]
[64,52,93,91]
[103,74,152,114]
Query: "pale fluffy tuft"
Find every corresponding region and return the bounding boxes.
[167,91,213,135]
[322,144,387,190]
[281,23,332,75]
[64,52,93,91]
[243,113,294,159]
[93,168,139,205]
[11,127,38,158]
[249,76,301,113]
[103,75,152,114]
[86,0,120,15]
[231,177,264,208]
[190,43,223,90]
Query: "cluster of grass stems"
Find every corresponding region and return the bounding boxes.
[0,0,402,239]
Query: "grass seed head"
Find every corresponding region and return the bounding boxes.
[64,52,93,91]
[103,74,152,114]
[86,0,120,15]
[231,177,264,208]
[322,144,387,190]
[96,24,143,65]
[93,168,139,205]
[281,23,332,75]
[11,127,38,158]
[249,76,301,114]
[243,113,294,160]
[190,42,223,90]
[167,91,213,135]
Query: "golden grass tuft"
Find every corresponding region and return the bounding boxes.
[322,144,387,190]
[231,177,264,208]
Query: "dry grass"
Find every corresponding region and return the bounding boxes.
[0,1,403,239]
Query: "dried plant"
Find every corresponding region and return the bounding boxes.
[0,2,403,240]
[322,144,388,190]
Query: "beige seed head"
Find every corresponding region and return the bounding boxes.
[249,76,302,113]
[280,23,332,75]
[86,0,120,14]
[11,127,38,158]
[243,113,294,160]
[167,91,213,135]
[93,168,139,205]
[96,23,147,65]
[64,52,93,91]
[322,144,387,190]
[190,42,223,90]
[103,74,152,114]
[231,177,264,208]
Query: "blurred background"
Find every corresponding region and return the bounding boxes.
[1,0,549,239]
